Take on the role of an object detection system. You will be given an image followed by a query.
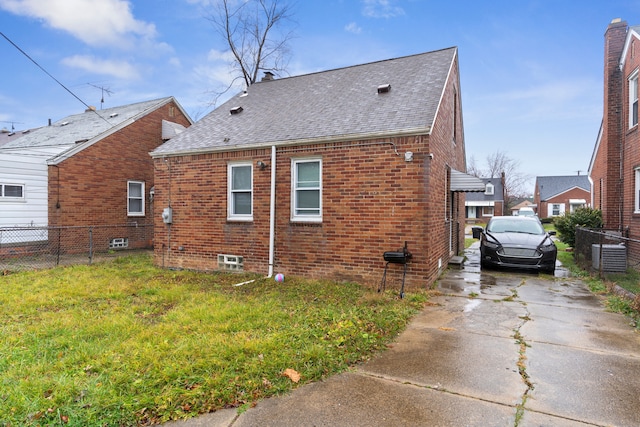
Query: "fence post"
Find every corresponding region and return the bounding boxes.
[598,231,604,280]
[89,226,93,265]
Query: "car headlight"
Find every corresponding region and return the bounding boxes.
[484,239,500,249]
[538,236,556,250]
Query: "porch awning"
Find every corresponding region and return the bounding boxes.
[450,169,486,192]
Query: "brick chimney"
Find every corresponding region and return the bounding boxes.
[602,18,628,229]
[261,71,275,82]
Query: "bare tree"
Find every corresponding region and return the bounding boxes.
[206,0,296,101]
[473,150,531,211]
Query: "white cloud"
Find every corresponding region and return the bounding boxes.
[361,0,405,18]
[345,22,362,34]
[61,55,140,80]
[0,0,157,48]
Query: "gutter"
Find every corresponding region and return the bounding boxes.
[268,145,276,278]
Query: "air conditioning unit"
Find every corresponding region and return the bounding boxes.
[592,244,626,272]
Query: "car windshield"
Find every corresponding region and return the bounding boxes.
[487,218,544,235]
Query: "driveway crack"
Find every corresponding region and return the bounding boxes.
[512,279,533,427]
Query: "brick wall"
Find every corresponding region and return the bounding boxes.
[592,19,627,228]
[152,61,467,291]
[538,187,591,217]
[620,32,640,235]
[48,100,191,250]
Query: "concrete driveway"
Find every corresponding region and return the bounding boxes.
[167,243,640,427]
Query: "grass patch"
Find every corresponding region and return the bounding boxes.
[0,254,427,425]
[605,269,640,295]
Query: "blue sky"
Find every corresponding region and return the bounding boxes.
[1,0,639,193]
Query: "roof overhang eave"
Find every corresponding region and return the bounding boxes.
[150,127,431,159]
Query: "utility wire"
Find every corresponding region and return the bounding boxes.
[0,31,112,125]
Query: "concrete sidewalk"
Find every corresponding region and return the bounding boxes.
[165,244,640,427]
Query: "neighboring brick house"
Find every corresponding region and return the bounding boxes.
[465,177,504,222]
[510,199,535,216]
[0,97,192,249]
[150,47,484,291]
[589,19,640,234]
[533,175,591,218]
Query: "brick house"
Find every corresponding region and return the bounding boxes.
[465,177,505,222]
[589,19,640,234]
[150,48,484,291]
[0,97,192,249]
[533,175,590,218]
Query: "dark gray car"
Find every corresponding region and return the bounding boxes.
[473,216,557,273]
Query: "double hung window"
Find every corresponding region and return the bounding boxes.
[630,71,638,128]
[292,158,322,222]
[228,163,253,220]
[127,181,145,216]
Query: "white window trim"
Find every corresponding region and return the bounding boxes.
[127,180,145,217]
[291,157,322,223]
[630,69,639,128]
[227,162,253,221]
[0,182,25,201]
[485,183,494,195]
[635,167,640,213]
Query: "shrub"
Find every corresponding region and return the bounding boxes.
[553,207,603,247]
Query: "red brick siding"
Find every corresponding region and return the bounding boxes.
[48,101,191,250]
[592,20,627,228]
[153,61,467,291]
[620,35,640,235]
[537,187,590,217]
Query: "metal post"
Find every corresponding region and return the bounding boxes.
[89,226,93,265]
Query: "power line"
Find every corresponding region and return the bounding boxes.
[0,31,112,125]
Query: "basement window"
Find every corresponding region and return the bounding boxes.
[218,254,244,271]
[109,238,129,249]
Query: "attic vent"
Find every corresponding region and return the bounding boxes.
[22,129,30,134]
[109,113,119,118]
[75,139,89,144]
[218,254,244,271]
[230,106,243,115]
[60,121,70,126]
[377,84,391,94]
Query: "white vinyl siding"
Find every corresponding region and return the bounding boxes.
[228,162,253,221]
[127,181,145,216]
[291,158,322,222]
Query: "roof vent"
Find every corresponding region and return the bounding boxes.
[377,84,391,94]
[109,113,119,118]
[230,106,243,115]
[60,121,70,126]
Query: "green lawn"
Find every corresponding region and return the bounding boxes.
[0,254,427,426]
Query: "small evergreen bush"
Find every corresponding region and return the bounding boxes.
[553,207,603,247]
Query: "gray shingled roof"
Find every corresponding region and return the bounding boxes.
[1,97,176,153]
[536,175,590,200]
[465,177,504,202]
[152,47,457,157]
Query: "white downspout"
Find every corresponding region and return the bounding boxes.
[234,146,277,287]
[267,145,276,278]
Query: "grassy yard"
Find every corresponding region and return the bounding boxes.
[0,254,427,426]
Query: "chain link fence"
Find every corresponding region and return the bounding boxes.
[574,226,640,274]
[0,223,153,272]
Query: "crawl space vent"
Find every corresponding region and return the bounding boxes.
[218,254,244,271]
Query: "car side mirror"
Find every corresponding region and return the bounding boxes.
[472,226,483,239]
[548,230,556,236]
